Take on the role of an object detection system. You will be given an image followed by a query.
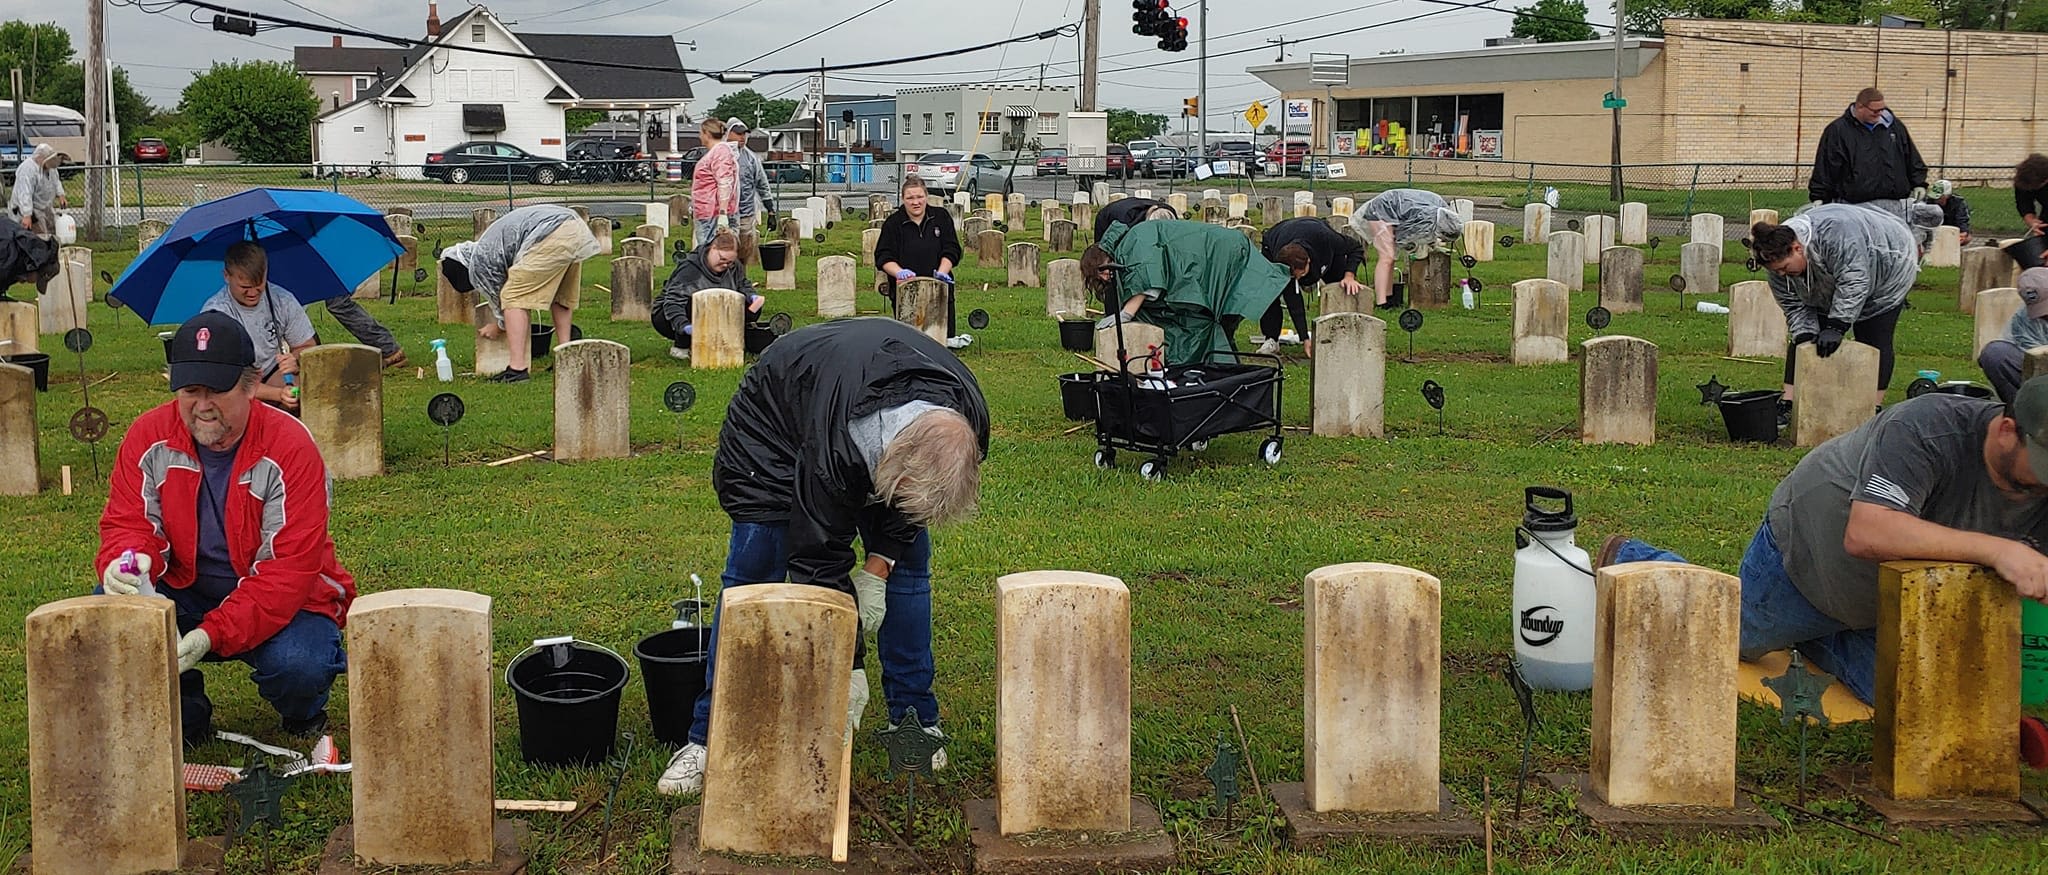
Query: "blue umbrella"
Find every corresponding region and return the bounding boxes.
[108,187,405,325]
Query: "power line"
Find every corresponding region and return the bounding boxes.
[148,0,1070,78]
[727,0,905,70]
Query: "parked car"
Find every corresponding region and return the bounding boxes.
[670,145,708,180]
[1106,143,1134,178]
[1263,139,1311,170]
[130,137,171,163]
[1126,139,1160,162]
[1036,147,1068,176]
[566,138,652,182]
[905,151,1012,194]
[1206,140,1261,175]
[762,160,810,183]
[1141,146,1193,179]
[423,141,569,185]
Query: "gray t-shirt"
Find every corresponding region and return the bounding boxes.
[1767,394,2048,628]
[200,283,316,358]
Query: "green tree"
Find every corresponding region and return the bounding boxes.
[1512,0,1597,42]
[0,20,73,99]
[565,109,604,133]
[1106,107,1165,144]
[35,64,154,131]
[709,89,797,129]
[179,60,318,164]
[2014,0,2048,28]
[1618,0,1773,34]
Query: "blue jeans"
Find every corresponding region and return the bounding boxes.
[686,522,938,744]
[1615,520,1876,704]
[158,581,347,721]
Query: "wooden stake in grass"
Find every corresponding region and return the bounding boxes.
[1483,777,1494,875]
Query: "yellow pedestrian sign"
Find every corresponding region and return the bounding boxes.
[1244,101,1268,129]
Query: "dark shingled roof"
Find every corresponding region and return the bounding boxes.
[294,46,412,76]
[513,32,693,102]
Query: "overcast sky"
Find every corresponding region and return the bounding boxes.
[29,0,1618,129]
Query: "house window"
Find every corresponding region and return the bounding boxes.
[978,112,1000,134]
[1037,112,1058,135]
[881,117,892,140]
[858,119,869,141]
[944,112,955,134]
[353,76,371,97]
[827,120,839,140]
[901,114,911,136]
[470,21,486,43]
[923,113,933,134]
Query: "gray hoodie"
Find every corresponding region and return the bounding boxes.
[1767,203,1918,338]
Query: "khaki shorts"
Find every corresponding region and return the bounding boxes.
[500,222,594,311]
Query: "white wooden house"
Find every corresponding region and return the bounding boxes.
[308,4,692,176]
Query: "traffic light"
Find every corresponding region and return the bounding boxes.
[1160,16,1188,51]
[1183,97,1199,118]
[1131,0,1187,51]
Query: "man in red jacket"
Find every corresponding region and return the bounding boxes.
[97,312,355,741]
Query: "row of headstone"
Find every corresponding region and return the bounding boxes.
[25,542,2032,873]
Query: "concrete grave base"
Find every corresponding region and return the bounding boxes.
[964,797,1175,875]
[317,819,529,874]
[1270,782,1481,848]
[1831,767,2045,827]
[1542,774,1776,837]
[15,836,224,874]
[667,807,921,874]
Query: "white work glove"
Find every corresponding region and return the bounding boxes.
[846,668,870,737]
[176,628,211,673]
[101,552,151,596]
[716,214,731,231]
[852,569,887,635]
[1910,186,1928,203]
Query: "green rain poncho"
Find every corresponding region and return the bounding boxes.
[1099,220,1289,366]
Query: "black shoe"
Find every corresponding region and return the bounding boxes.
[280,709,329,738]
[486,367,531,384]
[180,670,214,748]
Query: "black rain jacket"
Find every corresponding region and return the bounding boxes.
[712,317,990,595]
[1808,106,1927,204]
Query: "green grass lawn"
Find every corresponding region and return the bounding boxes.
[3,206,2045,874]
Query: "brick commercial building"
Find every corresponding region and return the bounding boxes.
[1248,18,2048,183]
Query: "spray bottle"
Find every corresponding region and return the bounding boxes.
[119,549,157,597]
[432,338,453,382]
[1511,487,1596,691]
[282,373,298,402]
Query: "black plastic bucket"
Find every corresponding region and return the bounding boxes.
[1718,389,1782,443]
[634,628,710,747]
[759,241,790,272]
[1058,371,1098,420]
[530,324,556,357]
[1059,319,1094,352]
[507,638,629,766]
[2,353,49,392]
[2006,235,2048,270]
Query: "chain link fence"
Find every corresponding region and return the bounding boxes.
[35,154,2027,239]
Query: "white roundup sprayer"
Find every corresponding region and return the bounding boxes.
[1512,486,1596,691]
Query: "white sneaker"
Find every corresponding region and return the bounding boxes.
[1255,339,1281,356]
[668,345,690,361]
[657,742,707,796]
[945,334,973,349]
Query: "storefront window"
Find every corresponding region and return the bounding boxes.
[1367,97,1412,157]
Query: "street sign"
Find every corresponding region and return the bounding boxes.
[1244,101,1268,129]
[1602,91,1627,110]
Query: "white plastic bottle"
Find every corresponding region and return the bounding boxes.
[1511,486,1596,691]
[432,338,453,382]
[1461,279,1476,310]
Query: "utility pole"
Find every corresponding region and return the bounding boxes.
[1080,0,1099,112]
[1197,0,1207,157]
[85,0,108,238]
[813,58,823,199]
[1609,0,1624,202]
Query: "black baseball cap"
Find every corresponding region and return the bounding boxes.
[168,311,256,392]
